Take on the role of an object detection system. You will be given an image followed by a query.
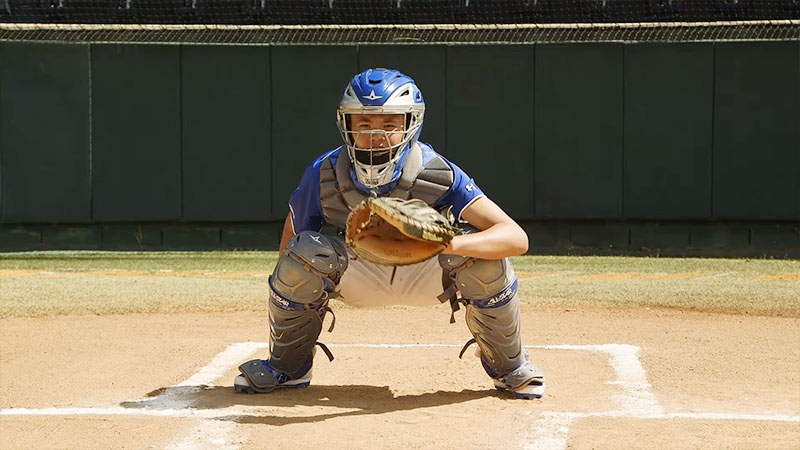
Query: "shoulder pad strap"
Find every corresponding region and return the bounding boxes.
[319,153,358,229]
[319,156,337,201]
[334,150,355,192]
[335,150,367,209]
[411,154,454,206]
[390,143,424,199]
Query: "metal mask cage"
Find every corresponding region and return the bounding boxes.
[336,109,424,188]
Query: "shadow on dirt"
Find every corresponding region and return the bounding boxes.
[120,384,504,424]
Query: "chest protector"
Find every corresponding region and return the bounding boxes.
[319,144,455,229]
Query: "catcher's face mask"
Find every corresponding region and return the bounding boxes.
[349,113,405,168]
[337,68,425,188]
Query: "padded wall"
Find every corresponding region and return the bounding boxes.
[713,41,800,220]
[0,41,798,234]
[91,44,182,222]
[535,43,624,219]
[623,43,714,219]
[447,45,535,219]
[0,43,91,223]
[270,45,358,218]
[181,45,272,221]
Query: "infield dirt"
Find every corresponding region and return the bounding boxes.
[2,306,798,449]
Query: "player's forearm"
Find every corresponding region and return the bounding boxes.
[278,213,294,253]
[446,222,528,260]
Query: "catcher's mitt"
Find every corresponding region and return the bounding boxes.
[346,196,457,266]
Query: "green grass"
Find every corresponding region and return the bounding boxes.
[509,254,800,275]
[1,252,798,318]
[0,251,280,271]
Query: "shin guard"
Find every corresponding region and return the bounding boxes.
[463,279,526,376]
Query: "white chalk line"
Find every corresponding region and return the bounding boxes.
[3,342,799,450]
[165,420,240,450]
[177,342,265,388]
[525,412,577,450]
[163,342,264,450]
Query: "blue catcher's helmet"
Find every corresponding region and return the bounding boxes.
[337,68,425,188]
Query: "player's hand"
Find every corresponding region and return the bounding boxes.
[442,236,459,255]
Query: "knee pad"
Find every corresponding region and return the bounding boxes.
[272,231,348,304]
[438,255,516,303]
[267,231,348,374]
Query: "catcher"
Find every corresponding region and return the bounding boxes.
[234,68,545,399]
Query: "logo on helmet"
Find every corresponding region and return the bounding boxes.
[363,90,383,101]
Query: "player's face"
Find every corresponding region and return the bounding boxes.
[349,114,405,150]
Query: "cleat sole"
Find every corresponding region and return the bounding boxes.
[493,378,545,399]
[511,391,542,399]
[234,377,311,394]
[234,384,257,394]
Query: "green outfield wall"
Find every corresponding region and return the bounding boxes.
[0,42,798,256]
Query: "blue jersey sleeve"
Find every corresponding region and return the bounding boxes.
[288,153,330,234]
[435,159,485,223]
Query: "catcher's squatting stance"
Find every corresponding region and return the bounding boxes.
[235,68,545,399]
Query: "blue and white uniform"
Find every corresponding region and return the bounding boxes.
[235,68,544,400]
[288,142,486,307]
[289,143,484,233]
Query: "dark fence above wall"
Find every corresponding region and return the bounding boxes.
[0,41,798,255]
[3,0,799,25]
